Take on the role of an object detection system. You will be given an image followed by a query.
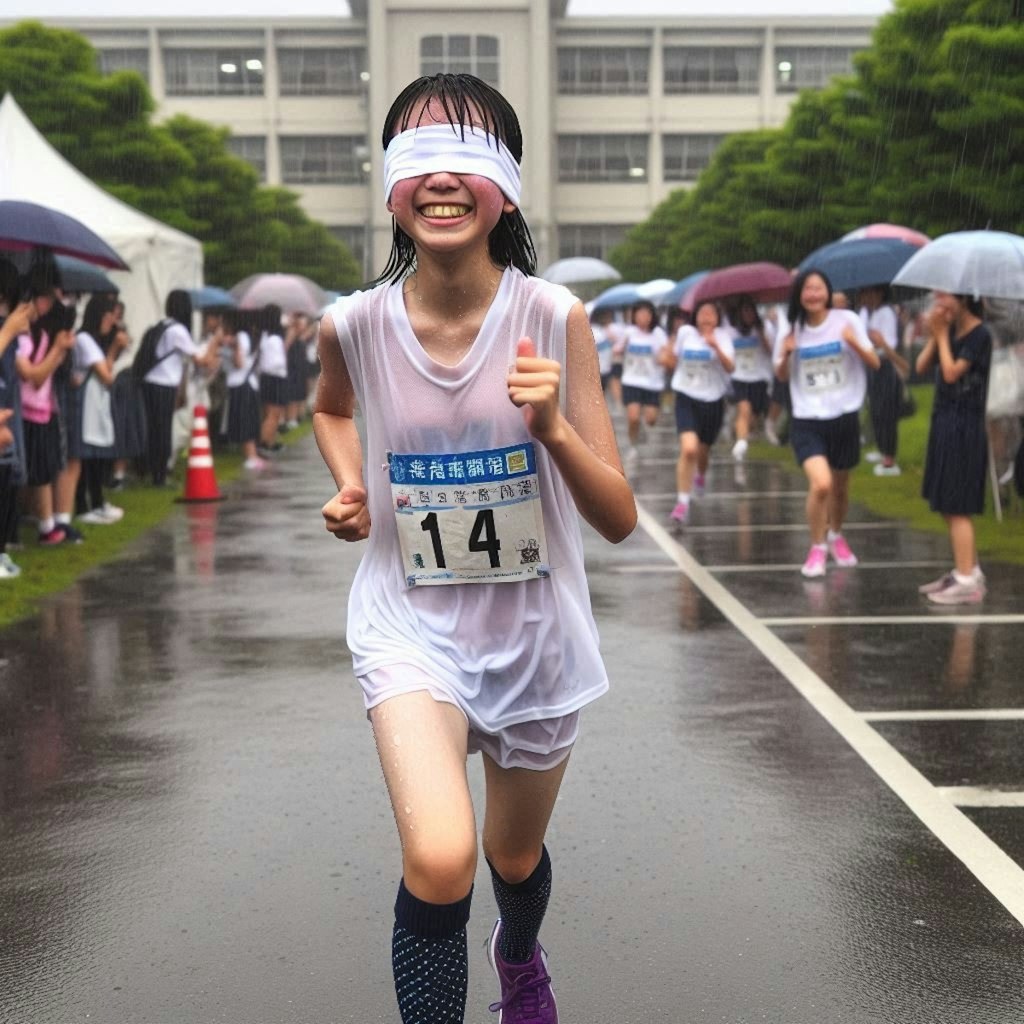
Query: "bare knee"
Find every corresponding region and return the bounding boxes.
[403,836,478,903]
[808,479,831,502]
[681,434,699,461]
[482,844,544,885]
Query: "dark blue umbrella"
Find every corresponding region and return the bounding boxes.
[55,255,119,294]
[189,285,237,309]
[0,200,128,270]
[798,238,918,292]
[661,270,711,308]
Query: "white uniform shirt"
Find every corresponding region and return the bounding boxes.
[671,325,734,402]
[859,305,899,353]
[226,331,259,390]
[620,325,669,392]
[782,308,873,420]
[258,333,287,378]
[328,267,609,730]
[729,325,773,384]
[593,324,614,376]
[72,332,106,386]
[144,322,198,387]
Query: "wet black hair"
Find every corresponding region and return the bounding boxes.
[692,299,722,327]
[373,73,536,285]
[0,257,19,311]
[165,289,193,326]
[954,293,984,318]
[733,293,763,332]
[788,268,834,328]
[80,292,118,339]
[632,300,658,328]
[220,309,238,333]
[858,283,892,306]
[260,304,283,336]
[22,253,61,304]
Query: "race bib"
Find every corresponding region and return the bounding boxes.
[800,341,846,392]
[624,344,654,383]
[389,442,549,587]
[682,349,713,387]
[733,336,759,376]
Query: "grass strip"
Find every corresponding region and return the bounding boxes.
[0,421,313,628]
[750,384,1024,566]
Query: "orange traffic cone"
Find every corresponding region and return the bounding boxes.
[177,405,224,503]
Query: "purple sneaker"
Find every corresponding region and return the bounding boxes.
[487,919,557,1023]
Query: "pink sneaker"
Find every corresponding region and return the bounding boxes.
[670,501,689,524]
[827,534,858,567]
[38,527,67,546]
[801,546,827,578]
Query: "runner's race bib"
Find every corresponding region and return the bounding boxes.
[389,442,549,586]
[799,340,845,392]
[682,348,713,387]
[624,343,654,382]
[733,336,759,376]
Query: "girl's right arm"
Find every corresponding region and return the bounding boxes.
[774,333,796,382]
[16,331,73,386]
[312,316,370,542]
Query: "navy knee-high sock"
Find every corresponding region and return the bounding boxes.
[487,846,552,964]
[391,879,472,1024]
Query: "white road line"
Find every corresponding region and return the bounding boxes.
[863,710,1024,722]
[938,788,1024,808]
[635,503,1024,928]
[678,521,892,534]
[705,561,949,574]
[763,614,1024,626]
[635,491,808,501]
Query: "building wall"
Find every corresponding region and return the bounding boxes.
[14,5,877,281]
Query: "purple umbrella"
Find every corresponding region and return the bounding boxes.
[680,261,793,311]
[231,273,328,317]
[0,200,128,270]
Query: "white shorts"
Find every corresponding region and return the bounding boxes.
[359,663,579,771]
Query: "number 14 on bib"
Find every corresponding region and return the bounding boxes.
[389,442,550,586]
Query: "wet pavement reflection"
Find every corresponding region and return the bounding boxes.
[1,429,1021,1022]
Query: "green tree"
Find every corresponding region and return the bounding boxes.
[0,20,361,288]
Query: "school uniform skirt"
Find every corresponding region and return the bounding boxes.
[287,343,307,403]
[111,372,147,459]
[65,385,116,461]
[922,404,987,516]
[22,416,64,487]
[226,384,261,444]
[259,374,287,407]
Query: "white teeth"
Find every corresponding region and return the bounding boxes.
[420,205,470,218]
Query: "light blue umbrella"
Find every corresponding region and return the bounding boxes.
[892,230,1024,301]
[591,282,643,311]
[661,271,711,308]
[189,285,237,309]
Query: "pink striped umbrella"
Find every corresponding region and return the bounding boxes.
[840,223,930,248]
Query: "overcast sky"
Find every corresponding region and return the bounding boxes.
[4,0,892,19]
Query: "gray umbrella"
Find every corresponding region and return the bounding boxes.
[892,230,1024,301]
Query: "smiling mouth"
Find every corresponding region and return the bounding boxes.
[419,204,472,219]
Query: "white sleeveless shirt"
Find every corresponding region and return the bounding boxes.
[328,267,609,729]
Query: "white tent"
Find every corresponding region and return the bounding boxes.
[0,93,203,343]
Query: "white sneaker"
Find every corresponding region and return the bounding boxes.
[874,463,901,476]
[78,509,110,525]
[100,503,124,522]
[764,421,780,446]
[865,450,883,464]
[0,552,21,579]
[731,438,748,461]
[244,456,267,471]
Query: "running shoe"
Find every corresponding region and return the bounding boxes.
[927,578,985,606]
[827,534,858,567]
[864,450,883,464]
[918,572,954,595]
[0,553,21,578]
[38,527,66,546]
[100,503,124,523]
[669,501,689,525]
[693,473,706,498]
[487,919,557,1024]
[731,438,748,461]
[764,421,780,446]
[244,456,268,471]
[873,463,901,477]
[801,546,827,578]
[78,508,116,525]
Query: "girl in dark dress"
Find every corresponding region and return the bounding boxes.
[916,291,992,605]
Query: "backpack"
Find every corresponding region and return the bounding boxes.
[131,319,175,382]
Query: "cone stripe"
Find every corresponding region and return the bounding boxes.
[179,405,223,502]
[189,455,215,469]
[191,436,211,452]
[194,417,209,431]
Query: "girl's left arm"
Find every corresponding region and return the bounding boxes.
[935,328,975,385]
[842,322,881,370]
[508,302,636,543]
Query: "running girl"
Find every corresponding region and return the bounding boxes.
[313,73,636,1024]
[775,269,879,578]
[728,295,773,464]
[661,299,734,524]
[619,299,668,463]
[915,292,991,605]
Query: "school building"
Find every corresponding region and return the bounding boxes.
[44,1,877,279]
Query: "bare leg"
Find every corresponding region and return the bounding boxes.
[735,400,752,442]
[945,514,977,576]
[803,455,832,544]
[643,405,659,431]
[370,691,476,904]
[260,404,283,447]
[677,432,699,493]
[828,469,850,534]
[697,443,710,477]
[55,459,81,517]
[626,403,641,446]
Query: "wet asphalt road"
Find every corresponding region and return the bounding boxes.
[1,418,1022,1024]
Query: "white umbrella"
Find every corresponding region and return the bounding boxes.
[892,230,1024,301]
[231,273,329,316]
[540,257,621,286]
[636,278,677,304]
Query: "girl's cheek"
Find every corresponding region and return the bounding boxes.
[464,176,507,220]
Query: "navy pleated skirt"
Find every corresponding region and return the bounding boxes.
[922,404,987,516]
[226,384,261,444]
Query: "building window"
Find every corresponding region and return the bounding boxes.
[164,49,265,96]
[663,47,760,94]
[557,47,649,95]
[98,48,149,80]
[420,35,499,87]
[775,47,858,91]
[663,134,725,181]
[328,225,368,275]
[278,48,367,96]
[280,136,368,185]
[226,136,267,181]
[558,224,629,261]
[558,135,649,183]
